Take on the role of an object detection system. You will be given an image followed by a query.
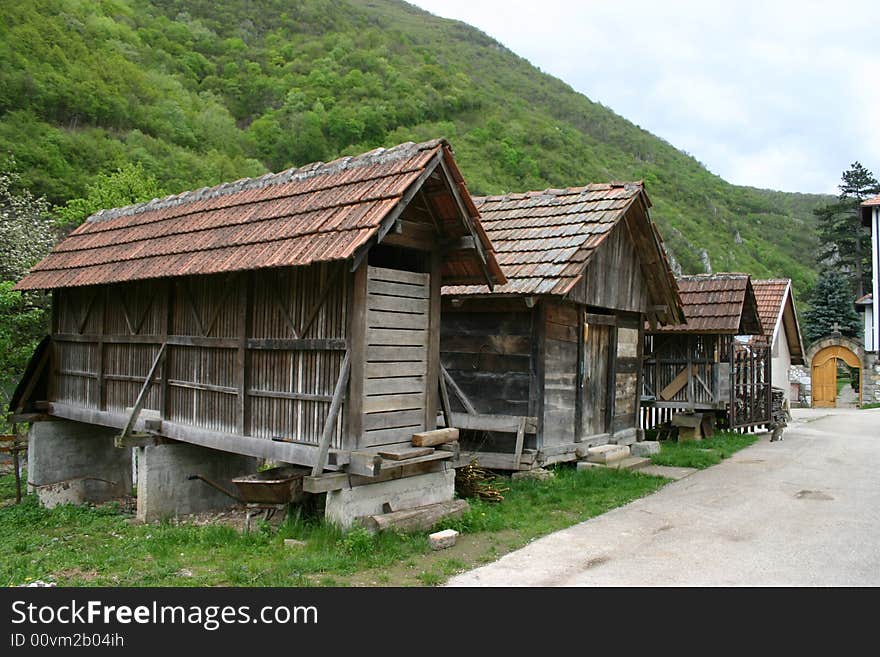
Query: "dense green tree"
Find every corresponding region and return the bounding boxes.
[802,270,861,342]
[813,162,878,297]
[55,163,164,227]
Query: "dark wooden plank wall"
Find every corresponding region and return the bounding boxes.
[51,261,350,451]
[440,308,533,417]
[566,221,650,314]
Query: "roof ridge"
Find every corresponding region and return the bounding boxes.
[86,139,445,224]
[473,181,644,203]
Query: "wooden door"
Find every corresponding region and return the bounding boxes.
[812,355,838,408]
[581,322,611,436]
[360,266,430,447]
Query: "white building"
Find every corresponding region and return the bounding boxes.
[750,279,805,407]
[861,195,879,353]
[856,293,874,352]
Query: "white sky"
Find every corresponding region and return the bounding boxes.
[408,0,880,194]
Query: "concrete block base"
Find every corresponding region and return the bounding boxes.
[631,441,660,457]
[28,420,132,508]
[137,443,257,523]
[325,469,455,529]
[612,428,641,446]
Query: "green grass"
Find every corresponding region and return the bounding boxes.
[861,402,880,410]
[649,431,759,469]
[0,465,666,587]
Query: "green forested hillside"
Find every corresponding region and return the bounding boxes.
[0,0,827,296]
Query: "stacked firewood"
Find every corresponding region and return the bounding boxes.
[455,459,508,502]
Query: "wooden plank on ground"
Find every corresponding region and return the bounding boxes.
[377,446,434,461]
[412,427,459,447]
[361,499,469,533]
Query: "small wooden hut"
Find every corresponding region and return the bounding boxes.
[440,183,684,471]
[641,273,770,433]
[13,139,505,523]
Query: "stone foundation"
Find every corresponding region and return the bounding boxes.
[136,443,257,523]
[324,468,455,529]
[864,352,880,404]
[28,419,132,508]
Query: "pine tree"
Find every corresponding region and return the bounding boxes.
[814,162,878,297]
[803,270,861,342]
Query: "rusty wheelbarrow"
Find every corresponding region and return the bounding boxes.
[188,465,310,531]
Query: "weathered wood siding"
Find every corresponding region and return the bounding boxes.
[581,320,612,437]
[566,221,650,313]
[613,315,642,432]
[440,308,533,417]
[360,266,430,448]
[51,261,350,450]
[542,301,579,446]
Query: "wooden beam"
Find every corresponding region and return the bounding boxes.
[49,402,350,468]
[449,412,537,433]
[584,313,617,326]
[412,427,459,447]
[115,342,166,447]
[440,365,477,415]
[347,264,367,450]
[347,451,383,477]
[513,416,527,470]
[424,250,442,431]
[311,350,351,476]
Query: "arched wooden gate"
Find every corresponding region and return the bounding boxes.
[811,345,862,407]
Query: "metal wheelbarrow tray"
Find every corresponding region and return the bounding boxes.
[231,466,311,504]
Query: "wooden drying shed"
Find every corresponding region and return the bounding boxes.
[13,139,505,523]
[440,183,684,471]
[641,273,770,432]
[750,279,804,408]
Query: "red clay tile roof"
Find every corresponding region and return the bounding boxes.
[441,183,682,320]
[861,194,880,225]
[862,194,880,206]
[752,279,789,337]
[856,292,873,305]
[16,139,504,290]
[652,273,762,334]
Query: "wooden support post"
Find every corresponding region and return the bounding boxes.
[606,324,618,432]
[116,342,167,446]
[312,350,351,477]
[686,335,695,408]
[236,273,252,435]
[160,280,172,421]
[513,416,527,470]
[575,309,585,442]
[441,365,477,415]
[347,264,367,450]
[95,288,105,411]
[438,370,452,429]
[424,250,441,431]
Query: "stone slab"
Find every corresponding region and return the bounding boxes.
[429,528,459,550]
[511,468,555,481]
[631,441,660,457]
[637,465,699,480]
[585,444,630,464]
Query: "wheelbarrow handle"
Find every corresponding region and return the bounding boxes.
[187,474,243,502]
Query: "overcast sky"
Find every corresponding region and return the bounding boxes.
[409,0,879,194]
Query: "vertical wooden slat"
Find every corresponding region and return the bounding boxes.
[236,273,251,435]
[606,324,618,434]
[346,263,367,451]
[160,280,172,421]
[424,250,441,431]
[575,308,585,441]
[532,302,546,448]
